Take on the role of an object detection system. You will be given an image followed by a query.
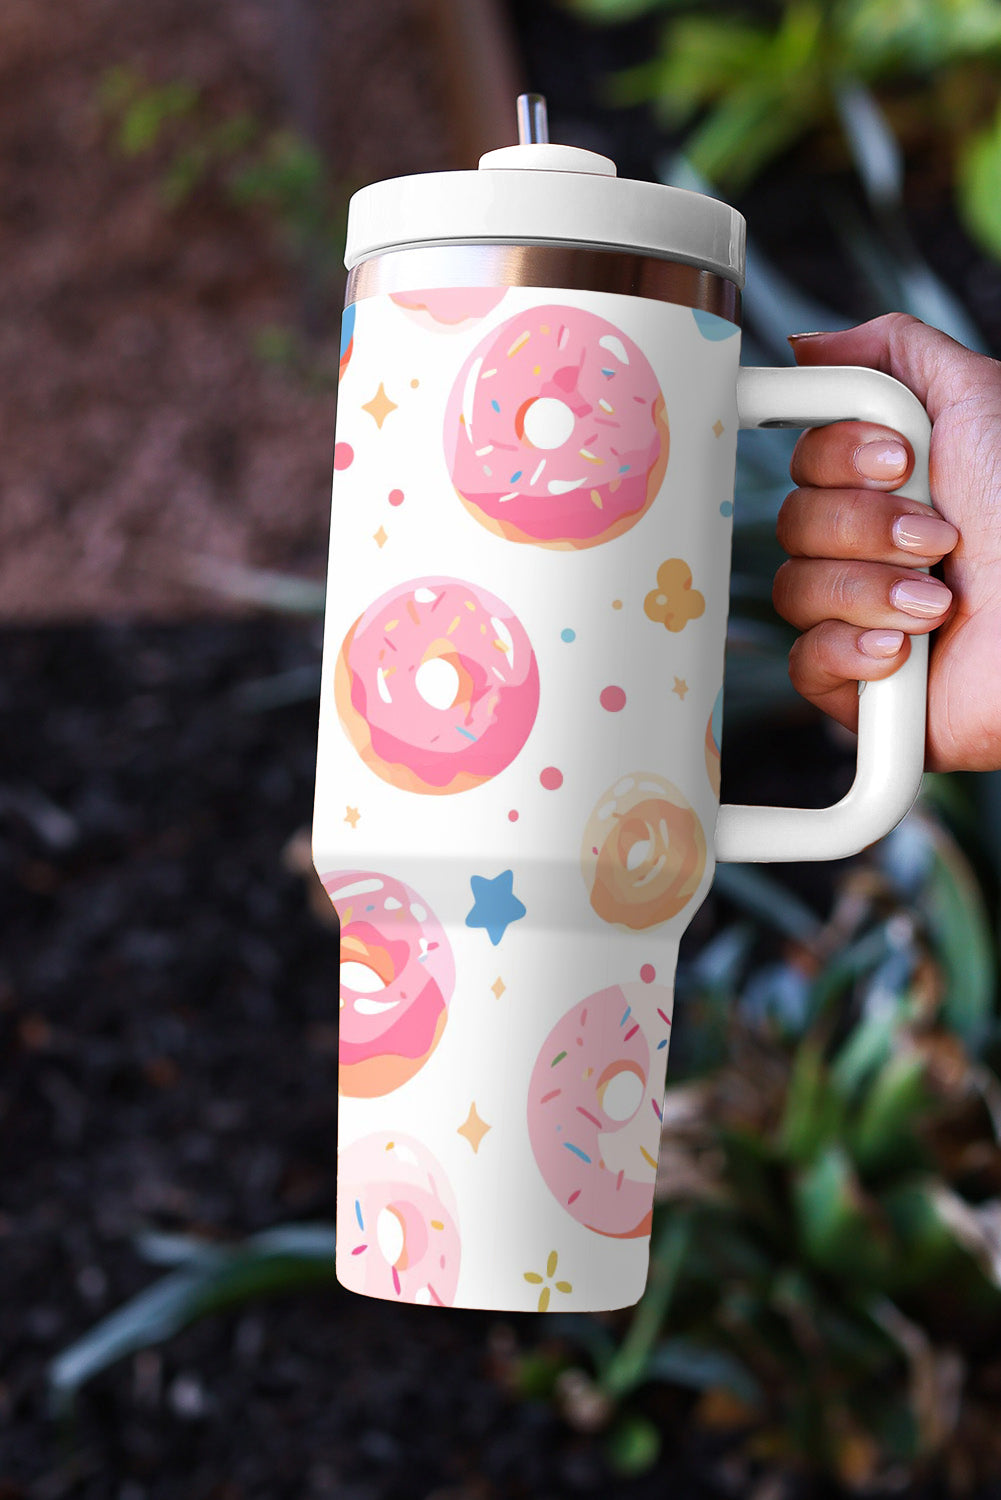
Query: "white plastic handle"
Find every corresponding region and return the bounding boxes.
[714,364,932,864]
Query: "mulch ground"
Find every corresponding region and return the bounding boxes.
[0,620,852,1500]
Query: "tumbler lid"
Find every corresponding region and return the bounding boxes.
[344,94,746,289]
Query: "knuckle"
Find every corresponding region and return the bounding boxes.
[775,490,804,553]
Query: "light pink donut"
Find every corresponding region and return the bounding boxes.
[324,870,454,1098]
[335,576,540,795]
[444,305,669,549]
[390,286,507,332]
[527,983,673,1238]
[337,1132,461,1305]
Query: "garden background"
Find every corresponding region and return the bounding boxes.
[4,0,1001,1496]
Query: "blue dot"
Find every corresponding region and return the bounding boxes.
[692,308,739,340]
[561,628,576,643]
[719,500,734,517]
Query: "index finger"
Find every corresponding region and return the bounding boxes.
[789,420,915,490]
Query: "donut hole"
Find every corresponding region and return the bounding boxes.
[596,1060,646,1123]
[340,960,387,994]
[414,644,475,714]
[520,396,576,451]
[376,1200,428,1270]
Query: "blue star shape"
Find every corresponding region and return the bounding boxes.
[465,870,526,946]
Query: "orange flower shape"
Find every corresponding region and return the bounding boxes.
[644,558,705,633]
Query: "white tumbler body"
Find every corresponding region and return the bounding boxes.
[314,277,741,1311]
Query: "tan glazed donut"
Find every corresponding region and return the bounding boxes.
[582,772,706,929]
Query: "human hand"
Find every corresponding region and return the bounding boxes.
[773,312,1001,772]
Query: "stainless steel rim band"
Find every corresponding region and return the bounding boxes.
[346,242,742,324]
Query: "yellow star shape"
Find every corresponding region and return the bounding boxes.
[362,382,398,429]
[672,677,688,700]
[457,1101,491,1153]
[490,977,506,999]
[344,806,360,828]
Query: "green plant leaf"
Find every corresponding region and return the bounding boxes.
[604,1412,661,1476]
[49,1225,338,1410]
[598,1211,693,1398]
[794,1145,894,1282]
[848,1052,932,1175]
[646,1337,763,1404]
[779,1044,847,1164]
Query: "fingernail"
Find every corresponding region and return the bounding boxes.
[859,628,904,658]
[787,331,829,341]
[892,511,959,554]
[855,440,908,480]
[889,576,952,617]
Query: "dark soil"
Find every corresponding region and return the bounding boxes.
[0,621,852,1500]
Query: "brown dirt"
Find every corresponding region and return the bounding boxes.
[0,0,454,620]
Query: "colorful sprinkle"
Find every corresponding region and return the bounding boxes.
[612,599,623,611]
[563,1142,592,1163]
[600,685,626,713]
[657,1038,668,1049]
[540,766,563,791]
[551,1050,567,1068]
[652,1098,663,1121]
[620,1005,632,1027]
[354,1199,364,1230]
[640,964,656,984]
[624,1023,640,1041]
[491,399,501,413]
[508,809,519,822]
[351,1244,367,1255]
[640,1145,658,1168]
[656,1007,671,1026]
[410,378,419,388]
[334,442,354,471]
[560,628,576,643]
[391,1266,401,1295]
[389,488,405,506]
[720,499,734,517]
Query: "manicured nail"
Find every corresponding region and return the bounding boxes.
[892,511,959,554]
[855,440,908,480]
[859,628,904,658]
[889,576,952,617]
[787,331,829,341]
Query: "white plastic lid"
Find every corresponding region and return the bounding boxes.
[344,101,746,289]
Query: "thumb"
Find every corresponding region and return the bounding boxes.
[788,312,989,424]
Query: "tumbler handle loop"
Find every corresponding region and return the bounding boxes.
[714,364,932,864]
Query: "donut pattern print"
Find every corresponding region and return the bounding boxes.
[317,282,743,1312]
[527,984,675,1239]
[444,306,669,549]
[336,1132,461,1306]
[335,576,540,795]
[325,871,454,1098]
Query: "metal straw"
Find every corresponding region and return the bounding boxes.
[516,93,549,145]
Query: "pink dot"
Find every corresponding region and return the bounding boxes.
[600,685,626,713]
[388,488,405,506]
[540,767,563,791]
[640,964,656,984]
[334,442,354,471]
[508,809,519,822]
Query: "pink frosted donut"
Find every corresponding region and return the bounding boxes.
[444,305,669,549]
[324,870,454,1098]
[337,1132,461,1305]
[390,286,507,332]
[335,576,540,795]
[527,983,673,1238]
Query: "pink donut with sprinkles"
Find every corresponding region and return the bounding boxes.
[335,576,540,795]
[527,983,674,1239]
[444,305,669,549]
[337,1132,461,1305]
[324,870,454,1098]
[390,286,507,332]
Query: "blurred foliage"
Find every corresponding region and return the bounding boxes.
[97,65,347,343]
[566,0,1001,262]
[526,788,1001,1491]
